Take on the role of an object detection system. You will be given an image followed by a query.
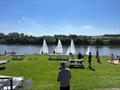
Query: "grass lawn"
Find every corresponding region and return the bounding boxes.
[0,55,120,90]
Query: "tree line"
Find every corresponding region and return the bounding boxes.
[0,32,120,45]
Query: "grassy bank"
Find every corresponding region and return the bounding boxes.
[0,55,120,90]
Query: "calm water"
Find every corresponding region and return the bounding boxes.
[0,44,120,56]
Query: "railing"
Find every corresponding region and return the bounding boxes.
[0,77,13,90]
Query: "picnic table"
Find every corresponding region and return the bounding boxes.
[69,58,84,68]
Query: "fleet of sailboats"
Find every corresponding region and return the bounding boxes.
[39,39,91,55]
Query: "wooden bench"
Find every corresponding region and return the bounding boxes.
[0,60,9,65]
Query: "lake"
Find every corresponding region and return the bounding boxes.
[0,44,120,56]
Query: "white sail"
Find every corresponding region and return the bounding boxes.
[86,46,90,55]
[39,39,48,54]
[55,39,63,54]
[66,39,76,55]
[66,46,70,55]
[39,46,43,54]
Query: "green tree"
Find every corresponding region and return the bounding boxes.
[95,38,104,45]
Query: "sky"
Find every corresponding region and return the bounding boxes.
[0,0,120,36]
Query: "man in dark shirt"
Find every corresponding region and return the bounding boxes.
[96,49,101,63]
[88,52,92,68]
[78,52,83,59]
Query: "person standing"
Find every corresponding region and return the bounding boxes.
[88,52,92,68]
[111,53,114,64]
[57,62,71,90]
[96,49,101,63]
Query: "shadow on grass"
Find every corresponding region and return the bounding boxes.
[97,62,102,64]
[89,67,95,71]
[0,66,6,70]
[68,66,85,69]
[48,59,68,61]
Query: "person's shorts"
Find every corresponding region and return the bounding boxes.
[88,60,91,63]
[60,86,70,90]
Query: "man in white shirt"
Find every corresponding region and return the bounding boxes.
[57,61,71,90]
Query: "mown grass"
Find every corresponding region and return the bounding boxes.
[0,55,120,90]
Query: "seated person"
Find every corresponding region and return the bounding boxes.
[53,50,55,54]
[70,54,74,63]
[111,53,114,64]
[78,52,84,59]
[77,52,84,64]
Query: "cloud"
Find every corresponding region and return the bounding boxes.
[21,16,25,20]
[18,16,30,24]
[82,25,92,30]
[21,16,30,20]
